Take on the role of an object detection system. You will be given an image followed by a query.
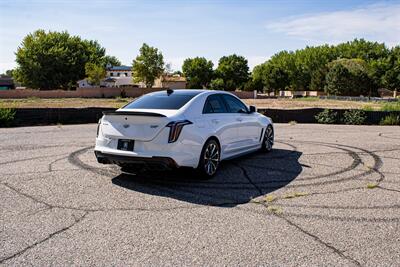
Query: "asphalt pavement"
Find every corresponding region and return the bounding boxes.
[1,123,399,266]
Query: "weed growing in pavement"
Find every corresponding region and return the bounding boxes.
[267,206,283,214]
[283,192,309,199]
[264,195,277,202]
[289,120,297,125]
[367,183,378,189]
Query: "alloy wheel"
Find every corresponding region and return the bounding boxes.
[203,142,220,175]
[264,126,274,151]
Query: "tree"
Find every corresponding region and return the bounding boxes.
[182,57,214,88]
[102,55,121,67]
[381,46,400,91]
[325,58,375,96]
[85,63,106,86]
[0,69,14,78]
[214,54,249,91]
[209,78,225,90]
[13,29,107,89]
[132,43,164,87]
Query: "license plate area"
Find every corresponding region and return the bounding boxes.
[117,139,134,151]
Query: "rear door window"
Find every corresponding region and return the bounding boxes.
[221,94,248,113]
[203,94,227,113]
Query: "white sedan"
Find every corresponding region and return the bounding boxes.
[95,89,274,178]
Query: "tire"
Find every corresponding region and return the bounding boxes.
[197,139,221,179]
[261,125,274,152]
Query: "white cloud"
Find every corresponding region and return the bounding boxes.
[266,3,400,46]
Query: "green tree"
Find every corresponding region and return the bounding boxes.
[132,43,164,87]
[0,69,14,78]
[102,55,121,67]
[325,58,375,96]
[13,30,107,89]
[85,63,106,86]
[182,57,214,88]
[209,78,225,90]
[214,54,249,91]
[381,46,400,91]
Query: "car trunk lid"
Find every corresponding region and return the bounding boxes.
[101,110,173,141]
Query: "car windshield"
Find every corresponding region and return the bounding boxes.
[123,91,200,110]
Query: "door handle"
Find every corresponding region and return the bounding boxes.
[212,119,220,124]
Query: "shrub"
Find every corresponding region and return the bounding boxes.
[380,114,400,125]
[315,109,338,124]
[342,110,367,125]
[0,108,16,127]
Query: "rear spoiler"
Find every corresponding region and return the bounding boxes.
[102,111,166,117]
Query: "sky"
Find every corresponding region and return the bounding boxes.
[0,0,399,73]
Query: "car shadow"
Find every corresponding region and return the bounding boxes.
[111,148,302,207]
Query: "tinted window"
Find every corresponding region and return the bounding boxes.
[124,91,199,110]
[221,94,248,113]
[203,94,227,113]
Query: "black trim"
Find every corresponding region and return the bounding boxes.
[94,151,178,170]
[102,111,166,117]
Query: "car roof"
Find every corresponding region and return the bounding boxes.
[150,89,233,97]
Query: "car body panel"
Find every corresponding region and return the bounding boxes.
[95,89,273,169]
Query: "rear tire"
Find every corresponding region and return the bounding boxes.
[261,125,274,152]
[197,139,220,179]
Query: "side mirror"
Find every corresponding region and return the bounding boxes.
[249,105,256,113]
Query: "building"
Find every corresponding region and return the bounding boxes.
[0,77,15,90]
[77,78,92,88]
[77,65,186,89]
[154,74,186,89]
[106,65,132,78]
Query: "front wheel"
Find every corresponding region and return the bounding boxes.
[261,125,274,152]
[197,139,220,179]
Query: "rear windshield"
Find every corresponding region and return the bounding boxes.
[123,91,199,110]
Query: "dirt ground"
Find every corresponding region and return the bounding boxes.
[0,97,384,110]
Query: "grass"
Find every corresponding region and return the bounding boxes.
[293,97,320,101]
[380,101,400,111]
[264,195,277,202]
[362,104,375,111]
[282,192,309,199]
[0,97,398,111]
[367,183,378,189]
[267,206,283,214]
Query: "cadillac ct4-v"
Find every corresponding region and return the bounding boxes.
[95,89,274,178]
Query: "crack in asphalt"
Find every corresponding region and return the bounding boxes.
[236,160,364,265]
[0,212,89,264]
[2,133,399,265]
[274,212,362,266]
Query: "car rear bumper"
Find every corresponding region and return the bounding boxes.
[94,150,179,170]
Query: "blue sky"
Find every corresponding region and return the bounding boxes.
[1,0,399,73]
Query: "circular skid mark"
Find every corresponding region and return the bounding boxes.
[65,139,400,223]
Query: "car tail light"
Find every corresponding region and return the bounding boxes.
[166,120,192,143]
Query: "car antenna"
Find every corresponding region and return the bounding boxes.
[167,89,174,95]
